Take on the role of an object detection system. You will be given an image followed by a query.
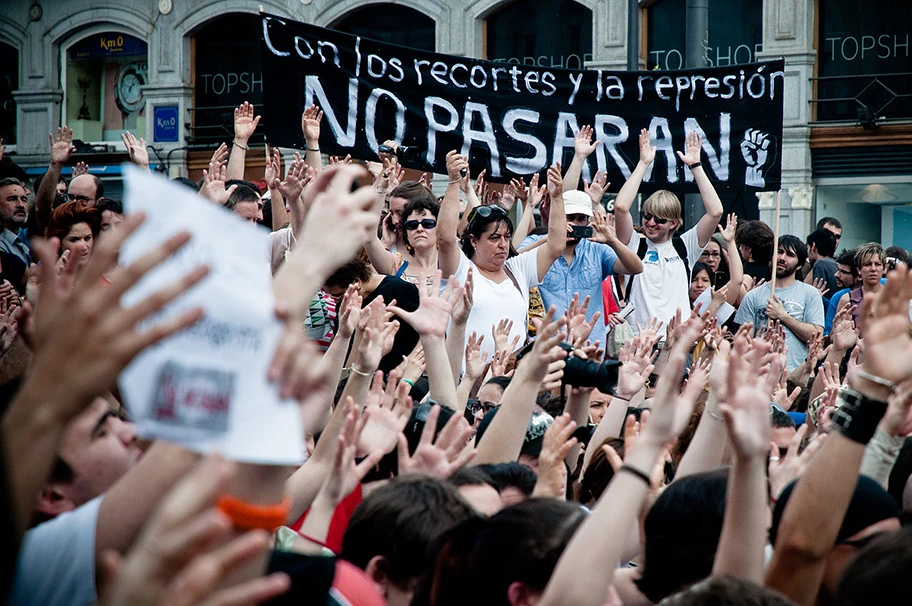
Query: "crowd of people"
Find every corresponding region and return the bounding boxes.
[1,99,912,606]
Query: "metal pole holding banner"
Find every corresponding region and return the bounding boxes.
[683,0,709,231]
[627,0,640,72]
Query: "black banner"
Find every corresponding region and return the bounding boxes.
[260,14,784,192]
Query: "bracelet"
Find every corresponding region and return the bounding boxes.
[854,369,897,393]
[708,411,725,423]
[233,140,248,151]
[687,161,702,170]
[216,494,291,531]
[349,364,371,377]
[832,387,888,444]
[306,145,321,152]
[448,179,461,184]
[618,464,652,485]
[401,378,415,387]
[375,188,387,194]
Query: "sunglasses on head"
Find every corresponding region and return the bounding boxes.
[404,218,437,231]
[467,204,508,225]
[642,212,669,225]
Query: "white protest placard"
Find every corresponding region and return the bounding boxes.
[119,166,304,464]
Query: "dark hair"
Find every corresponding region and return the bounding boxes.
[806,228,837,258]
[659,576,796,605]
[690,261,712,283]
[449,466,498,490]
[390,181,436,206]
[420,498,585,605]
[778,235,808,268]
[579,437,625,504]
[95,197,123,215]
[45,201,101,243]
[33,171,66,194]
[460,210,516,260]
[635,469,729,603]
[770,407,796,429]
[483,375,513,392]
[835,526,912,606]
[735,220,774,263]
[401,197,440,253]
[476,462,537,497]
[817,216,842,231]
[341,475,475,588]
[325,250,373,289]
[836,248,858,276]
[885,246,911,266]
[226,179,262,194]
[171,176,200,192]
[225,184,261,210]
[0,177,24,190]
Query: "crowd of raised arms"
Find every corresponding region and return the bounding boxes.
[2,100,912,606]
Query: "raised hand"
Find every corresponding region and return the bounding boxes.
[516,306,568,386]
[676,130,703,167]
[584,170,610,206]
[73,161,90,178]
[533,413,578,498]
[300,104,323,143]
[566,294,600,344]
[717,212,738,243]
[120,132,149,168]
[812,277,830,298]
[208,142,229,168]
[719,334,776,459]
[464,332,488,381]
[318,399,385,504]
[396,342,426,385]
[335,283,362,341]
[100,454,290,606]
[589,212,619,246]
[233,101,260,143]
[638,128,656,166]
[490,348,511,379]
[398,404,476,479]
[264,146,281,189]
[277,155,309,204]
[510,177,528,204]
[637,317,665,347]
[492,318,521,357]
[574,125,601,158]
[357,370,412,457]
[357,297,400,371]
[547,162,564,198]
[445,150,468,183]
[473,168,486,198]
[830,305,858,352]
[768,425,826,500]
[880,378,912,437]
[49,127,75,167]
[450,267,474,327]
[526,173,546,209]
[200,159,237,205]
[388,271,454,339]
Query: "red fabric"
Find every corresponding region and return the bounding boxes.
[331,559,386,605]
[290,483,363,554]
[602,276,620,320]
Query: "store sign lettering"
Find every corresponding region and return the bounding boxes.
[650,44,763,70]
[100,35,125,52]
[200,72,263,96]
[493,54,595,70]
[825,33,910,61]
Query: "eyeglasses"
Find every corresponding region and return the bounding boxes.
[466,204,508,226]
[642,212,669,225]
[404,218,437,231]
[66,194,95,203]
[700,251,721,259]
[467,398,497,416]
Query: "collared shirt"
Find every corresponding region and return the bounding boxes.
[521,235,619,346]
[0,228,31,266]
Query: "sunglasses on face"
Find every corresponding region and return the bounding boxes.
[642,212,669,225]
[467,204,508,225]
[404,218,437,231]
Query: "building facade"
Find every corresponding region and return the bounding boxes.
[0,0,909,249]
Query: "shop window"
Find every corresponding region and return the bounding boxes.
[334,5,435,51]
[815,0,912,122]
[192,14,264,145]
[646,0,762,70]
[486,0,592,68]
[65,33,148,143]
[0,42,17,145]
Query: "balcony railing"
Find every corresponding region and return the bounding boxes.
[809,72,912,126]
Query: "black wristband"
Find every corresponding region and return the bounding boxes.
[688,161,702,170]
[619,464,652,485]
[832,388,888,444]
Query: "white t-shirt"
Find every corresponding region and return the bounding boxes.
[11,496,103,606]
[625,227,704,337]
[455,248,540,362]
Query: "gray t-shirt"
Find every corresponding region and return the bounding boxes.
[734,281,825,371]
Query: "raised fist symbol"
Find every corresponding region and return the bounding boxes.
[740,128,771,187]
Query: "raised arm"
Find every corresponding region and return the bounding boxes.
[120,132,150,172]
[447,267,474,386]
[226,101,260,181]
[765,264,912,605]
[438,151,468,278]
[614,128,655,246]
[562,125,600,193]
[266,147,288,231]
[36,127,75,233]
[457,169,484,238]
[537,164,568,281]
[677,131,724,247]
[589,212,643,275]
[512,174,544,248]
[301,105,324,172]
[474,309,567,465]
[718,213,743,305]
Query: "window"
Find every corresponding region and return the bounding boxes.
[486,0,592,68]
[0,41,17,144]
[65,33,148,142]
[646,0,762,70]
[334,4,435,51]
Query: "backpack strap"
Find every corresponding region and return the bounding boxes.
[503,264,523,295]
[672,236,691,279]
[624,237,650,302]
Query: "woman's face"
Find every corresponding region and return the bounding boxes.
[689,268,712,303]
[860,255,884,287]
[403,208,437,251]
[699,241,722,272]
[470,220,511,271]
[62,222,94,266]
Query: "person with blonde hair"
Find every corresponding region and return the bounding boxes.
[613,129,724,336]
